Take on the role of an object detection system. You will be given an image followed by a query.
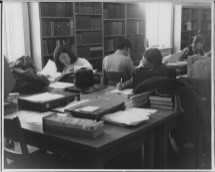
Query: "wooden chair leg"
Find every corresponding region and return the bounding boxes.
[194,131,202,169]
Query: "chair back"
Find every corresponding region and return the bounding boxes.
[103,71,125,86]
[187,55,206,75]
[4,116,29,166]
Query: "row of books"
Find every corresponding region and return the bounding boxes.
[104,22,125,36]
[76,32,102,46]
[77,46,103,59]
[127,21,145,35]
[42,20,74,36]
[201,21,211,31]
[149,95,174,110]
[104,38,118,52]
[202,10,211,20]
[103,4,124,19]
[42,38,74,55]
[127,4,144,18]
[40,2,73,17]
[128,35,145,49]
[76,16,102,30]
[75,2,102,14]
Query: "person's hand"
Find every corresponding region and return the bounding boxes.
[182,47,189,55]
[117,82,123,90]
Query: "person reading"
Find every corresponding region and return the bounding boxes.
[53,44,93,74]
[102,37,134,85]
[179,35,206,61]
[117,48,176,90]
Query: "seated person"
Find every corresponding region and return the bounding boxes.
[102,37,134,85]
[117,48,176,90]
[54,44,93,74]
[179,35,206,61]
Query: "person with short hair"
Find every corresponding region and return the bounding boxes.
[102,37,135,83]
[179,35,206,61]
[53,44,93,74]
[117,48,176,90]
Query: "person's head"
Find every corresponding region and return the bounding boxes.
[192,35,205,54]
[53,45,77,72]
[142,48,163,70]
[116,37,132,57]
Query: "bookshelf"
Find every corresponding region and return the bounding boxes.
[126,4,145,65]
[174,5,211,53]
[39,2,146,70]
[75,2,103,70]
[40,2,74,66]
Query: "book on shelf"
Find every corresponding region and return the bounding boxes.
[151,104,174,110]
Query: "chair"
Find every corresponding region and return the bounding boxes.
[134,76,211,169]
[187,55,206,75]
[103,71,124,86]
[4,116,69,169]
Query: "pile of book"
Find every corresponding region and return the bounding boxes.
[149,95,174,110]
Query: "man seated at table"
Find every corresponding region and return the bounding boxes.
[102,37,134,85]
[117,48,176,90]
[179,35,207,61]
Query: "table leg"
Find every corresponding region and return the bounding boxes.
[144,129,155,169]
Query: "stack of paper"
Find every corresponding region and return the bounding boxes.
[49,82,74,90]
[102,108,157,126]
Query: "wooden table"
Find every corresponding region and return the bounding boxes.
[4,87,181,169]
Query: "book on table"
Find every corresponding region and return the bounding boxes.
[65,95,125,120]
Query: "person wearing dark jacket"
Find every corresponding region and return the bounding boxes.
[117,48,176,90]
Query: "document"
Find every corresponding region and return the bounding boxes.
[107,88,133,97]
[21,92,64,102]
[102,108,157,126]
[49,81,74,90]
[10,110,51,124]
[39,60,62,82]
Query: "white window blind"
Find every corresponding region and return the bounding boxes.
[144,3,172,48]
[3,3,25,62]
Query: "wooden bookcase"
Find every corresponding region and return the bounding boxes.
[39,2,145,70]
[174,5,211,52]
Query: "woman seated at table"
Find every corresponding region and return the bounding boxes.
[117,48,176,90]
[54,44,93,74]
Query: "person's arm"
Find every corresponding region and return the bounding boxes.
[125,57,135,79]
[117,77,133,90]
[179,47,189,61]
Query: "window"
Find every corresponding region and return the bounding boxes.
[3,3,27,62]
[144,3,172,48]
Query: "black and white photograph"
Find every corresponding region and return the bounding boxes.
[1,0,214,171]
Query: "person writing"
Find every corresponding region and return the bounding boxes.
[102,37,134,85]
[53,44,93,74]
[117,48,176,90]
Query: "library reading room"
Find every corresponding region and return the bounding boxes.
[2,0,214,171]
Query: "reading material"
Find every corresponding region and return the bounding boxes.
[21,92,64,102]
[49,82,74,90]
[102,108,157,126]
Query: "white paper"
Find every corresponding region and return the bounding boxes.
[39,60,62,82]
[107,89,133,96]
[79,106,100,113]
[10,110,51,124]
[21,92,64,102]
[102,108,157,126]
[49,82,74,90]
